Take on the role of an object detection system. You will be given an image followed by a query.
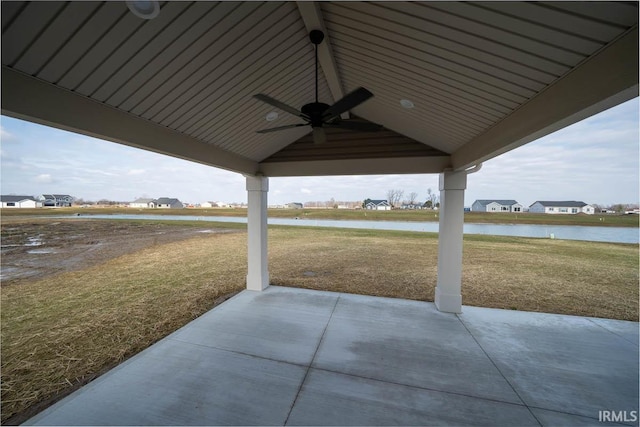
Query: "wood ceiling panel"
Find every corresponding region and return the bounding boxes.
[130,2,261,118]
[36,2,126,83]
[403,2,586,66]
[324,9,548,92]
[329,29,532,105]
[168,5,303,134]
[75,2,193,98]
[481,2,630,43]
[2,1,65,66]
[540,2,638,28]
[1,1,27,29]
[429,2,603,55]
[92,2,218,102]
[324,3,558,85]
[330,2,571,76]
[114,2,241,111]
[56,6,144,90]
[13,2,101,76]
[144,2,289,125]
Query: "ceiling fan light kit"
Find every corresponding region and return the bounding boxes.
[254,30,382,144]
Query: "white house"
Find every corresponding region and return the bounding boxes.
[365,200,391,210]
[38,194,73,207]
[130,198,156,208]
[472,200,523,213]
[529,201,595,215]
[1,195,41,208]
[287,202,304,209]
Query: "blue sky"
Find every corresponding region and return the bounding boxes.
[1,98,638,207]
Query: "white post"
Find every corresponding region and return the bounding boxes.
[246,175,269,291]
[434,170,467,313]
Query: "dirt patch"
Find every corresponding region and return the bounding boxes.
[1,219,238,285]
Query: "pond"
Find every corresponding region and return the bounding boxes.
[67,214,638,244]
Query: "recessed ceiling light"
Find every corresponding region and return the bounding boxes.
[400,99,415,109]
[265,112,279,122]
[126,1,160,19]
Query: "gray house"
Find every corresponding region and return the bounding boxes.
[472,200,522,213]
[287,202,303,209]
[529,201,594,215]
[38,194,73,207]
[156,198,184,209]
[365,200,391,210]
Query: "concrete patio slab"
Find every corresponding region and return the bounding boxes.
[26,287,639,426]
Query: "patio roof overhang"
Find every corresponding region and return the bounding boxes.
[1,1,638,177]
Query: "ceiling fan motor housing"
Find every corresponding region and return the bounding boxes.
[301,102,330,127]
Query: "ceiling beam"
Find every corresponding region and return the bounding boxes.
[1,67,258,175]
[259,155,451,177]
[296,1,348,118]
[451,27,639,170]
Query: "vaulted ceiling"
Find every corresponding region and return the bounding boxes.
[1,1,638,177]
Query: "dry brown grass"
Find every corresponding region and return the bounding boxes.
[1,232,247,423]
[2,225,638,423]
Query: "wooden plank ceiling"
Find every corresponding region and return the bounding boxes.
[1,1,638,176]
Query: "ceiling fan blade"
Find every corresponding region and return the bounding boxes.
[329,120,383,132]
[256,123,308,134]
[254,94,309,119]
[313,127,326,144]
[322,87,374,121]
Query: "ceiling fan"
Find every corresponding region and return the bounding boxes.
[254,30,382,144]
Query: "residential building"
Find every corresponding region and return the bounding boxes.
[130,198,156,208]
[1,195,41,208]
[365,200,391,210]
[287,202,304,209]
[156,198,184,209]
[38,194,73,207]
[529,201,595,215]
[400,203,423,210]
[472,199,523,213]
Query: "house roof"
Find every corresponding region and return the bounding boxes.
[474,200,520,207]
[531,201,589,208]
[41,194,72,199]
[156,197,181,205]
[1,195,36,202]
[132,198,155,204]
[367,200,389,205]
[1,2,637,177]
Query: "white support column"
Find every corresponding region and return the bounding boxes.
[246,175,269,291]
[435,170,467,313]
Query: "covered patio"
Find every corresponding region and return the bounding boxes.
[2,1,638,425]
[26,287,639,426]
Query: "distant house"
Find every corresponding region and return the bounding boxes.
[287,202,304,209]
[1,195,41,208]
[529,201,594,215]
[130,198,156,208]
[365,200,391,210]
[472,199,522,213]
[38,194,73,207]
[156,197,184,209]
[401,203,423,210]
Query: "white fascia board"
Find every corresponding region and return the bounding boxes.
[1,67,258,175]
[259,155,451,177]
[452,27,639,170]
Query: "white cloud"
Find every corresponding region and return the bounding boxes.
[127,169,146,175]
[34,173,54,184]
[300,188,312,194]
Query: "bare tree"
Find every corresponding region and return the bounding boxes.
[408,192,418,204]
[386,189,404,208]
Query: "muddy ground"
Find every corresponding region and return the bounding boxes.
[1,219,239,285]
